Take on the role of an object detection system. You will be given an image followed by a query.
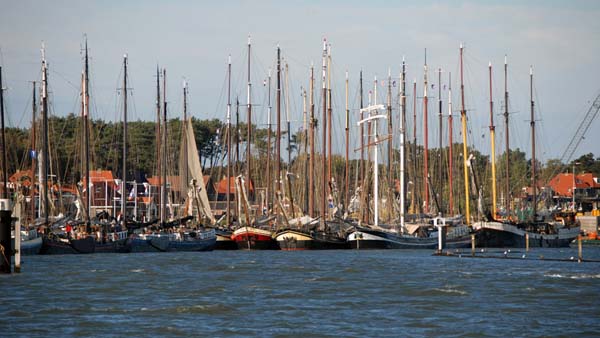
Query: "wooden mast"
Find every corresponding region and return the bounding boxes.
[161,69,167,225]
[275,45,281,216]
[246,35,252,204]
[504,55,510,215]
[226,55,232,224]
[344,71,350,211]
[182,79,188,193]
[40,44,49,226]
[411,79,418,214]
[266,65,272,216]
[489,62,497,218]
[530,66,536,221]
[423,50,429,213]
[302,87,309,214]
[400,58,407,229]
[327,43,332,190]
[387,69,393,187]
[448,73,454,215]
[121,54,128,229]
[83,40,91,228]
[437,67,443,214]
[155,66,161,186]
[359,70,365,223]
[459,44,471,226]
[309,66,315,217]
[320,38,327,226]
[30,81,37,220]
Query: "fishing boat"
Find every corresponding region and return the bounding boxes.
[130,228,216,252]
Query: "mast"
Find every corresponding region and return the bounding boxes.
[327,44,332,188]
[302,87,309,214]
[235,98,240,176]
[266,65,272,216]
[276,45,281,215]
[530,66,536,221]
[30,81,37,220]
[40,44,49,226]
[83,40,91,228]
[504,55,510,215]
[155,66,161,183]
[285,62,292,168]
[399,59,406,229]
[448,73,455,215]
[459,44,471,226]
[182,79,188,190]
[309,66,315,217]
[321,38,328,225]
[226,55,232,224]
[423,49,429,213]
[412,79,418,214]
[438,67,443,214]
[345,71,350,211]
[489,63,497,218]
[161,69,167,225]
[359,70,365,220]
[246,35,252,203]
[121,54,128,229]
[387,69,393,186]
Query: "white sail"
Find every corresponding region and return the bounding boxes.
[180,119,215,223]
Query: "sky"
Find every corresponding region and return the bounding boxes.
[1,0,599,164]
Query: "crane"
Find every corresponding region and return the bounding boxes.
[559,91,600,164]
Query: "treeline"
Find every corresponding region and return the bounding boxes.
[5,114,600,209]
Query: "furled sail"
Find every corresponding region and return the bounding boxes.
[179,119,215,223]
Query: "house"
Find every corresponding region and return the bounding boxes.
[547,172,600,212]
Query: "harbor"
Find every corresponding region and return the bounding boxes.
[1,1,600,336]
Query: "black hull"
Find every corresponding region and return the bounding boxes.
[275,229,349,250]
[94,239,132,253]
[130,237,216,252]
[234,238,279,250]
[473,221,580,248]
[475,229,574,248]
[40,236,96,255]
[214,229,238,250]
[348,227,438,249]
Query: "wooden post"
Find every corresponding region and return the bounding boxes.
[578,235,582,263]
[14,196,22,273]
[525,233,529,252]
[0,199,11,274]
[471,234,475,257]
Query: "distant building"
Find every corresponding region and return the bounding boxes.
[547,172,600,211]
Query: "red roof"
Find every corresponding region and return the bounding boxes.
[216,176,253,194]
[548,173,600,197]
[9,169,34,187]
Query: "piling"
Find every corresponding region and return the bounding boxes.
[471,234,475,257]
[14,196,21,273]
[0,199,12,274]
[578,235,582,263]
[525,233,529,252]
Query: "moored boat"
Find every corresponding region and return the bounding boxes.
[473,221,580,248]
[232,226,277,250]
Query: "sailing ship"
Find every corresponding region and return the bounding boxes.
[473,59,580,247]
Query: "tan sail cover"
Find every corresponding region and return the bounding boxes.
[180,119,215,223]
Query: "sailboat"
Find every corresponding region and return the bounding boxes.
[472,60,580,247]
[130,75,216,252]
[274,40,350,250]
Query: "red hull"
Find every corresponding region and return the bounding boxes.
[231,227,277,250]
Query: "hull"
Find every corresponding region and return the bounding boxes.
[232,226,277,250]
[12,236,43,255]
[275,229,349,250]
[215,229,238,250]
[473,221,580,248]
[40,235,96,255]
[130,229,216,252]
[347,227,438,249]
[94,239,132,253]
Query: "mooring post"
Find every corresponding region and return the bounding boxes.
[578,235,582,263]
[435,218,441,254]
[471,234,475,257]
[525,233,529,252]
[14,195,22,273]
[0,199,12,274]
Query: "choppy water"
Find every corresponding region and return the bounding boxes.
[1,248,599,337]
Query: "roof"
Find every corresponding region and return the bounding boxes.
[216,176,253,194]
[9,169,34,187]
[547,172,600,197]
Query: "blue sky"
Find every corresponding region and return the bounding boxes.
[1,0,599,163]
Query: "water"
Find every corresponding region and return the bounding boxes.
[1,248,599,337]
